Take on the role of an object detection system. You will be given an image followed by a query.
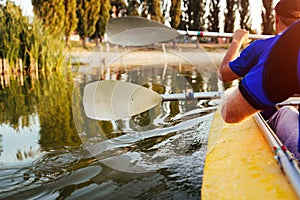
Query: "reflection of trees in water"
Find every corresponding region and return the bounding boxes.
[37,74,81,150]
[0,78,37,129]
[16,147,36,161]
[0,74,82,152]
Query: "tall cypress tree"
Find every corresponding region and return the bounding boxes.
[178,0,205,31]
[76,0,101,48]
[148,0,163,22]
[64,0,78,47]
[170,0,181,29]
[94,0,111,47]
[261,0,274,34]
[224,0,236,33]
[32,0,65,35]
[207,0,220,32]
[238,0,251,30]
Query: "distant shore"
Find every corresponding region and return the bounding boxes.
[69,41,227,71]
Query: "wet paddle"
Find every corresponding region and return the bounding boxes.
[106,16,273,46]
[82,80,299,121]
[106,16,180,46]
[83,80,222,120]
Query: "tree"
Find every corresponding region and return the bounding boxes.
[178,0,206,31]
[32,0,65,35]
[64,0,78,47]
[224,0,236,33]
[238,0,251,30]
[148,0,163,22]
[261,0,274,34]
[76,0,101,48]
[94,0,111,47]
[126,0,140,16]
[170,0,181,29]
[207,0,220,42]
[186,0,206,31]
[140,0,163,22]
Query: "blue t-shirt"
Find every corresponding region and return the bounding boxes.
[229,35,281,109]
[229,36,280,77]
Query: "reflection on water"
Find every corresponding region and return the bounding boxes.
[0,46,223,199]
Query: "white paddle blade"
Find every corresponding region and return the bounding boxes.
[106,16,180,46]
[83,80,162,120]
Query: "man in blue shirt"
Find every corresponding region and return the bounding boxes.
[219,0,300,159]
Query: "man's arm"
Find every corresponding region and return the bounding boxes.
[221,87,258,123]
[219,29,250,82]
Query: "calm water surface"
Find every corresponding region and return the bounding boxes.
[0,47,223,199]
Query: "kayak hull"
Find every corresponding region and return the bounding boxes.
[201,109,297,199]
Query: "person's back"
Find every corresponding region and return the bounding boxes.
[219,0,300,160]
[219,0,300,83]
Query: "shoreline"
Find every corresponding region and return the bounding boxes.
[68,42,227,71]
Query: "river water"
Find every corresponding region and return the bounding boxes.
[0,46,224,199]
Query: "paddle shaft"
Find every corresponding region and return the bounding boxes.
[161,91,222,101]
[254,113,300,198]
[177,30,273,40]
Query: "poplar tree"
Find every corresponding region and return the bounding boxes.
[94,0,111,47]
[64,0,78,47]
[178,0,205,31]
[140,0,163,22]
[76,0,101,48]
[261,0,275,34]
[238,0,251,30]
[170,0,181,29]
[32,0,65,35]
[207,0,220,35]
[224,0,236,33]
[148,0,163,22]
[183,0,206,31]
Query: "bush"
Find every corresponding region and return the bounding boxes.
[0,1,66,73]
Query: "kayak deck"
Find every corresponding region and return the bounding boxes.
[201,109,297,199]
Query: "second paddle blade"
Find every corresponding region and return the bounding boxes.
[106,16,180,46]
[83,80,162,120]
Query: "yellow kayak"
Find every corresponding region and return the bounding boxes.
[201,109,298,199]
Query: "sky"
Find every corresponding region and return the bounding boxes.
[10,0,280,32]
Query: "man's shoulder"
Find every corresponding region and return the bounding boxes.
[246,35,280,57]
[252,35,280,47]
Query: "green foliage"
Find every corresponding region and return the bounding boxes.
[37,74,81,149]
[147,0,163,22]
[76,0,101,47]
[238,0,252,30]
[32,0,65,35]
[30,19,66,72]
[170,0,181,29]
[0,73,82,149]
[207,0,220,42]
[0,2,28,66]
[187,0,206,31]
[94,0,111,45]
[140,0,163,22]
[64,0,78,47]
[224,0,236,33]
[0,1,65,72]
